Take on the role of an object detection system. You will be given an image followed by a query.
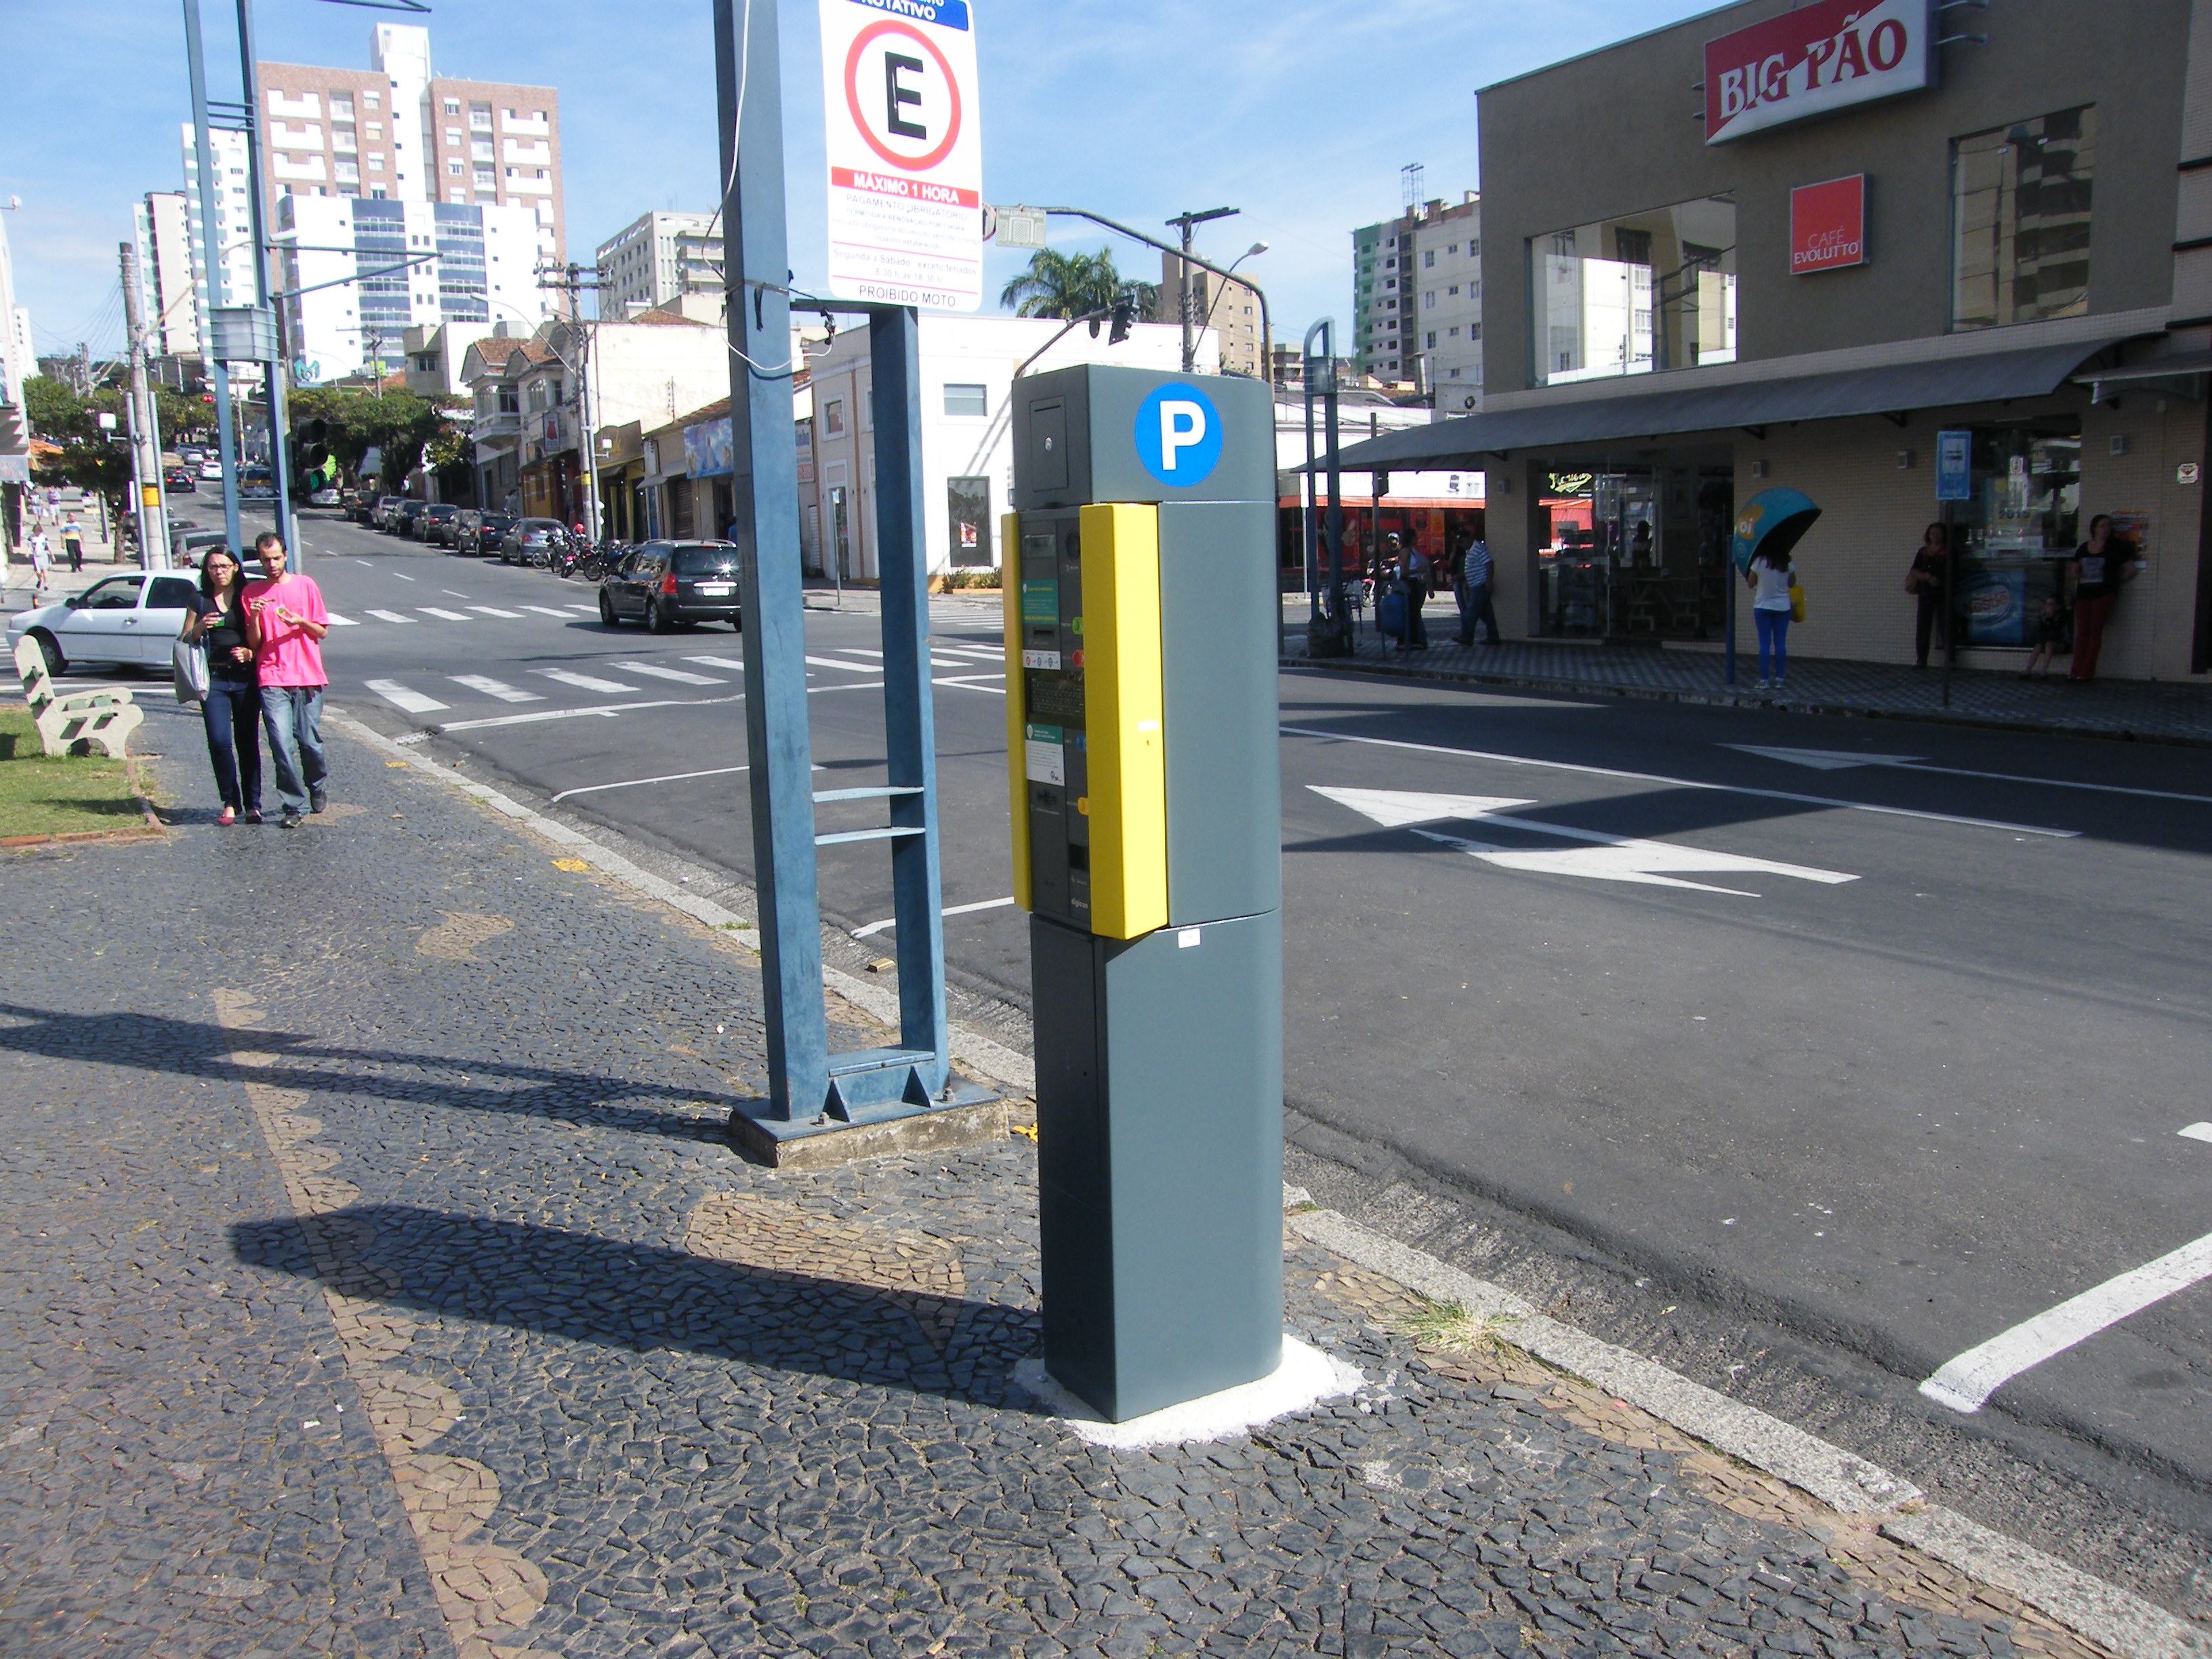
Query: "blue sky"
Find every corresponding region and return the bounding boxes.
[0,0,1715,363]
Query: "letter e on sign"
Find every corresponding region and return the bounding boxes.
[820,0,984,312]
[1790,175,1866,275]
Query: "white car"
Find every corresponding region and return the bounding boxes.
[8,571,205,675]
[199,459,224,480]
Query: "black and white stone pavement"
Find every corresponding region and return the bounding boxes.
[0,716,2127,1659]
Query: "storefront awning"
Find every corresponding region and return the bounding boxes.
[1315,337,2137,471]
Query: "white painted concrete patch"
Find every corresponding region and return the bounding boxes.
[1012,1336,1361,1450]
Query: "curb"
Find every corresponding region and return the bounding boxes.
[1289,1206,2212,1659]
[1278,652,2212,750]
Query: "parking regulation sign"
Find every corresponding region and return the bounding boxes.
[820,0,983,311]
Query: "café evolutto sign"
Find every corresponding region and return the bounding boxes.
[1705,0,1935,145]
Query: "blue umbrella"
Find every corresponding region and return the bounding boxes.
[1730,487,1821,575]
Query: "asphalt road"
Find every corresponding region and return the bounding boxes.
[142,509,2212,1543]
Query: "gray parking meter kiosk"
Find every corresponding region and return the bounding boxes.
[1002,364,1284,1422]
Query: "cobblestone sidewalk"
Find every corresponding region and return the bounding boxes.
[1278,615,2212,745]
[0,722,2140,1659]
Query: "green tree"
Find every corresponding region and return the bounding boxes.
[23,375,83,441]
[998,247,1158,321]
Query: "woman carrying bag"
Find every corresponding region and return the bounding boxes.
[1746,541,1801,693]
[179,546,264,825]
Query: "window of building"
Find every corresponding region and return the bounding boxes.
[365,91,380,109]
[369,186,387,199]
[824,398,844,435]
[1423,250,1435,268]
[948,476,993,567]
[1424,291,1435,306]
[1952,106,2094,331]
[474,167,495,187]
[470,103,493,129]
[367,152,384,171]
[445,127,462,146]
[1385,257,1396,269]
[366,123,382,139]
[443,98,460,115]
[1447,243,1458,255]
[447,160,463,177]
[1426,332,1437,348]
[1448,326,1460,337]
[943,383,987,417]
[1528,194,1736,387]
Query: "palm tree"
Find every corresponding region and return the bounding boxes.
[999,246,1158,321]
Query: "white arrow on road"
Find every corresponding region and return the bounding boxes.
[1724,745,1926,771]
[1311,786,1858,897]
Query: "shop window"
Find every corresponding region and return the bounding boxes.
[947,476,992,567]
[1528,195,1736,387]
[1951,106,2094,331]
[1952,419,2083,645]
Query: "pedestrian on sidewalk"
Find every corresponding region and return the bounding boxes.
[1747,541,1796,691]
[1454,533,1500,647]
[243,532,331,830]
[182,546,263,826]
[1904,523,1948,667]
[61,516,85,573]
[1390,533,1431,650]
[28,530,50,598]
[2066,514,2139,683]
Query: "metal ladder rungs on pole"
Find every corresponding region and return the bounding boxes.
[814,826,928,846]
[813,785,925,802]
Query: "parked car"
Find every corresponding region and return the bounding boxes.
[498,518,567,565]
[9,571,206,674]
[198,459,224,480]
[455,510,514,556]
[308,486,342,508]
[336,488,363,516]
[389,499,428,537]
[164,467,197,493]
[415,503,462,545]
[370,494,405,528]
[177,445,205,465]
[599,540,742,632]
[240,466,276,501]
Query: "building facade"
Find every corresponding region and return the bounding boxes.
[1412,193,1483,412]
[0,206,28,497]
[596,211,724,317]
[1335,0,2212,683]
[179,123,259,359]
[276,193,546,385]
[132,192,199,361]
[1152,252,1265,377]
[255,24,563,273]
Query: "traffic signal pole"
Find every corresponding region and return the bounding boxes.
[119,241,171,570]
[231,0,295,563]
[182,0,243,558]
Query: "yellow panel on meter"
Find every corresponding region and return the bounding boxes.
[1078,503,1167,939]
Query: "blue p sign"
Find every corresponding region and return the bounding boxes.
[1134,383,1223,486]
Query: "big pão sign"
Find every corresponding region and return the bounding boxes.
[1705,0,1934,145]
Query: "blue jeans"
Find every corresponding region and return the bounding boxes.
[1456,579,1499,644]
[1755,608,1790,680]
[259,685,327,814]
[201,677,262,814]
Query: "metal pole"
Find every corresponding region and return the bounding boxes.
[1177,216,1194,374]
[1324,324,1348,650]
[233,0,293,561]
[1725,548,1737,685]
[182,0,241,556]
[119,242,170,570]
[716,0,828,1122]
[1942,508,1957,708]
[1303,331,1319,626]
[571,268,602,540]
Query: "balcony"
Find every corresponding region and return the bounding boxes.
[473,410,521,439]
[499,110,550,137]
[501,138,551,165]
[266,89,321,118]
[272,153,329,182]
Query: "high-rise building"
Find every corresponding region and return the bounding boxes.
[179,123,259,361]
[1352,214,1413,381]
[1151,251,1264,378]
[254,24,563,272]
[0,207,28,466]
[278,193,548,385]
[595,211,722,316]
[132,191,199,361]
[1412,193,1482,412]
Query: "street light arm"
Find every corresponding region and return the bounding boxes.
[1031,206,1271,381]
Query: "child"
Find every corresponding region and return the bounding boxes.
[2022,594,2069,679]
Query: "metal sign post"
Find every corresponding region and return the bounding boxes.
[1936,430,1971,708]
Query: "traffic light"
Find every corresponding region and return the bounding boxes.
[296,417,329,468]
[1107,295,1135,346]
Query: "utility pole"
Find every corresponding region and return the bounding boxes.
[231,0,293,561]
[75,342,91,397]
[1166,206,1237,374]
[119,242,171,570]
[537,261,605,538]
[182,0,242,556]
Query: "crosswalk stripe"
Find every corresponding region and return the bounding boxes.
[537,668,638,693]
[366,609,414,624]
[325,612,360,627]
[365,678,447,714]
[449,674,542,703]
[682,655,749,671]
[468,605,524,619]
[565,605,598,615]
[519,605,575,617]
[612,660,725,684]
[806,655,879,673]
[418,607,471,621]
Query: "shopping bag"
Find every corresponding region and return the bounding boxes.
[172,638,210,705]
[1788,581,1806,623]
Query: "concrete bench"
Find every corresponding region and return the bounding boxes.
[14,634,142,760]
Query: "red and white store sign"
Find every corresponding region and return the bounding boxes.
[1790,174,1866,273]
[1705,0,1934,145]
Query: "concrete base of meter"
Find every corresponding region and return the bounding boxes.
[1031,908,1285,1422]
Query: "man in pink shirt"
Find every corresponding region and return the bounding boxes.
[243,532,331,828]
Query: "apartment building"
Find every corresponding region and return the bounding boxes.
[131,192,199,362]
[254,24,563,272]
[179,123,259,359]
[596,211,723,317]
[278,194,546,385]
[1152,252,1265,377]
[1352,215,1413,382]
[0,207,28,473]
[1412,194,1483,412]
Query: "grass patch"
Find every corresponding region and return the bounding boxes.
[1400,1297,1522,1355]
[0,708,147,839]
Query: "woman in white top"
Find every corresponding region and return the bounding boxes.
[1746,545,1796,691]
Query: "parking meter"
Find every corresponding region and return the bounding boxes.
[1002,365,1284,1422]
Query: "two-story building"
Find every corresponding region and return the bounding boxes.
[1332,0,2212,682]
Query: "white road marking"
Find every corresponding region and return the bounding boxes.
[443,590,470,598]
[418,607,472,621]
[806,655,880,673]
[518,605,576,618]
[392,573,415,581]
[934,674,1006,695]
[611,660,724,684]
[537,668,638,694]
[1727,745,1927,771]
[366,609,414,624]
[468,605,523,619]
[1312,785,1860,897]
[325,612,360,626]
[1920,1231,2212,1413]
[364,678,447,714]
[851,895,1019,939]
[933,645,1004,661]
[449,674,542,703]
[1283,726,2078,838]
[353,558,371,566]
[551,764,749,803]
[2179,1123,2212,1144]
[564,605,598,615]
[683,656,748,670]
